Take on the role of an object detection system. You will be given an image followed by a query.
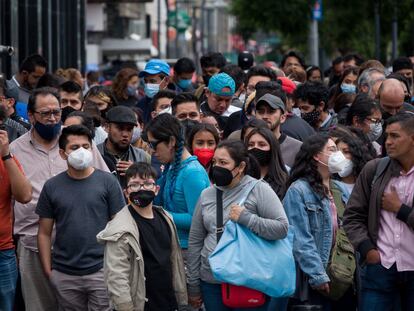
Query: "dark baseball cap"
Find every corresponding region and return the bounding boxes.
[106,106,137,125]
[256,94,286,113]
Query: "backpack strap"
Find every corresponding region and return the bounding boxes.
[371,157,391,190]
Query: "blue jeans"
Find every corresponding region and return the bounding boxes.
[361,263,414,311]
[0,249,18,311]
[200,281,269,311]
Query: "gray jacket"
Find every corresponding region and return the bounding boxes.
[97,205,187,311]
[187,175,289,295]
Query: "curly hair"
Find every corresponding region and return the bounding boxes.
[288,134,330,198]
[334,134,373,179]
[112,68,138,100]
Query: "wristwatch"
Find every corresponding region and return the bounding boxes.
[1,153,13,161]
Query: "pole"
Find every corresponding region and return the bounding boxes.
[309,19,319,66]
[374,0,381,61]
[157,0,161,58]
[391,1,398,60]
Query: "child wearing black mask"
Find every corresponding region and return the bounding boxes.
[97,162,187,311]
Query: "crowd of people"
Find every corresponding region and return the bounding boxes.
[0,49,414,311]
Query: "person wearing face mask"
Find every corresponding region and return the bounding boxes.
[171,93,202,139]
[327,66,359,114]
[137,59,171,124]
[36,125,125,310]
[346,94,383,155]
[187,123,219,174]
[194,52,227,103]
[10,88,110,311]
[187,140,289,310]
[112,68,140,108]
[97,162,187,311]
[169,57,196,93]
[283,134,356,311]
[84,85,118,122]
[332,134,373,193]
[244,127,288,199]
[295,81,338,132]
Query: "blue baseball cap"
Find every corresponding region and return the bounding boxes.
[139,59,170,77]
[208,73,235,96]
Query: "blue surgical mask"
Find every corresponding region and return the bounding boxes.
[144,83,160,98]
[177,79,192,90]
[127,86,137,97]
[340,83,356,94]
[34,122,61,141]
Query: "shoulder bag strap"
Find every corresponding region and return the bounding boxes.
[216,189,224,242]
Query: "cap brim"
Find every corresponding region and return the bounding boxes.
[139,69,169,77]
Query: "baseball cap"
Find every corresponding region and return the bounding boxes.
[139,59,170,78]
[106,106,137,125]
[277,77,296,95]
[238,51,254,71]
[208,73,235,96]
[256,94,286,113]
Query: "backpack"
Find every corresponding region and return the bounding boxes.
[325,182,356,301]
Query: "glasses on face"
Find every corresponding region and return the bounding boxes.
[34,109,62,119]
[127,181,156,192]
[148,139,163,150]
[365,117,383,125]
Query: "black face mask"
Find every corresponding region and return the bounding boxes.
[302,110,320,127]
[129,190,155,208]
[211,166,236,187]
[180,119,199,138]
[203,75,212,86]
[61,106,77,123]
[249,148,271,166]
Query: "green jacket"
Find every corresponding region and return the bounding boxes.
[97,205,187,311]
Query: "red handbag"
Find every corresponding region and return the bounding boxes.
[221,283,266,308]
[216,190,265,308]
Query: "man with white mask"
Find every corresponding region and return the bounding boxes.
[36,125,125,310]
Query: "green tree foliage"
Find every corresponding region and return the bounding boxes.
[231,0,414,61]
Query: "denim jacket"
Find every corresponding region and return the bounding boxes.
[283,179,349,287]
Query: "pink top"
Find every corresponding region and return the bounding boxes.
[377,166,414,271]
[328,195,338,244]
[10,131,109,251]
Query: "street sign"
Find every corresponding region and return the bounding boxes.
[312,0,322,21]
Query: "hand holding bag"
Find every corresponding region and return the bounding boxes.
[209,180,296,302]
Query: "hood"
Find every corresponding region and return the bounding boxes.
[97,205,138,243]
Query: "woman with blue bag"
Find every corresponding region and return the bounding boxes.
[283,134,356,311]
[187,140,290,311]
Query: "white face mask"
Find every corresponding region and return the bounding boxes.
[367,122,382,141]
[292,107,301,117]
[158,106,172,115]
[131,126,142,144]
[66,147,93,170]
[239,92,246,104]
[327,151,347,174]
[338,159,354,177]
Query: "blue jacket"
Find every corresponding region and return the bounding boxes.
[156,156,210,248]
[283,179,350,287]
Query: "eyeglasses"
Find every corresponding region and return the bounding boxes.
[148,139,163,150]
[127,182,156,192]
[365,117,383,125]
[34,109,62,118]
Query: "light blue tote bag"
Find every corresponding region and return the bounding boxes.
[208,180,296,298]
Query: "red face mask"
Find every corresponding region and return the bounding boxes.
[193,148,215,167]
